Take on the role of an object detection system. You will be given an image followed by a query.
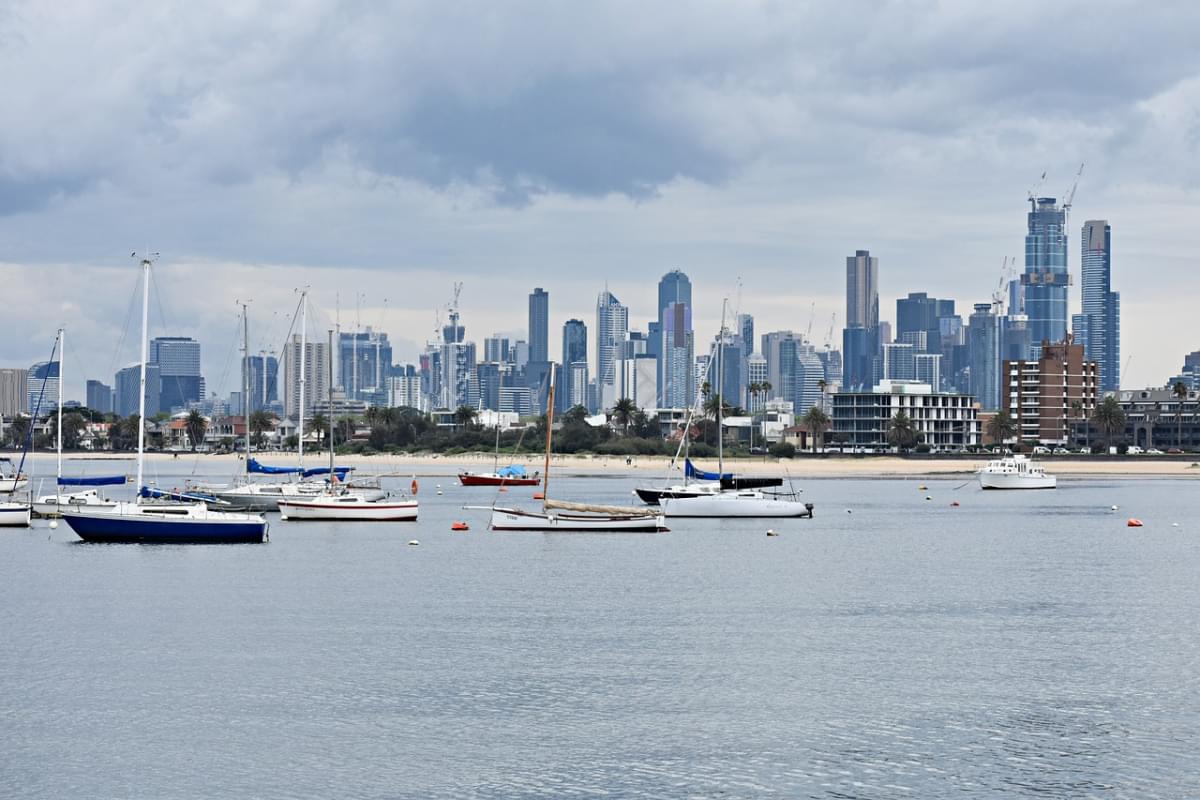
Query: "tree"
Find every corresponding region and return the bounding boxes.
[4,416,31,449]
[1069,400,1085,449]
[310,414,328,445]
[60,412,86,450]
[610,397,637,435]
[452,405,478,431]
[248,410,276,448]
[801,406,831,453]
[562,405,589,425]
[886,410,919,452]
[1174,381,1189,449]
[185,409,208,452]
[986,411,1017,446]
[1091,396,1127,450]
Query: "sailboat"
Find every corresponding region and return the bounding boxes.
[277,331,418,522]
[478,373,667,532]
[32,327,125,517]
[0,501,30,527]
[0,457,27,494]
[61,255,269,544]
[458,424,541,486]
[660,307,814,519]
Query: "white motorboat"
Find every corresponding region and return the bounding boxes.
[278,493,419,521]
[661,490,815,518]
[0,458,27,494]
[33,488,120,518]
[0,502,31,527]
[978,454,1057,489]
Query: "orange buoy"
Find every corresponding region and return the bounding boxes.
[411,478,419,495]
[1127,518,1144,527]
[498,487,508,492]
[451,521,470,531]
[533,492,544,500]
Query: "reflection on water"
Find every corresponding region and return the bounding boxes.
[2,464,1200,797]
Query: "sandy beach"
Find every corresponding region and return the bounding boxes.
[39,450,1200,479]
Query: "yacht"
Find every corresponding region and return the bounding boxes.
[0,501,31,527]
[978,454,1057,490]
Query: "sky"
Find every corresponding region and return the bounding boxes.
[2,0,1199,401]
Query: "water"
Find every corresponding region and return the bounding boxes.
[3,461,1200,798]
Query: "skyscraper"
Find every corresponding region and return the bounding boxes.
[0,368,29,416]
[86,379,113,414]
[114,363,161,418]
[562,319,587,367]
[26,361,60,413]
[243,354,279,414]
[661,300,694,408]
[1022,197,1069,355]
[595,290,629,407]
[483,336,510,364]
[1079,220,1120,391]
[281,335,330,421]
[896,293,955,353]
[968,303,1000,410]
[528,287,549,364]
[150,337,204,412]
[339,328,392,405]
[843,250,880,391]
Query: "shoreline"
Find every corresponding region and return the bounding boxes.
[12,450,1200,479]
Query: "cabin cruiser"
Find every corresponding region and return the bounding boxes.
[978,454,1056,490]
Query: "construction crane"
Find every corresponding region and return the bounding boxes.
[824,313,837,350]
[1062,162,1085,214]
[992,256,1012,314]
[1027,170,1047,208]
[805,301,816,340]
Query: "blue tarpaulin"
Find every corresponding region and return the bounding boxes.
[247,458,304,475]
[684,459,732,481]
[58,475,126,487]
[496,465,528,478]
[301,466,352,479]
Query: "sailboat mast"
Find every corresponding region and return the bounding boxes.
[240,302,250,477]
[328,329,335,482]
[298,289,307,467]
[136,259,150,492]
[717,306,726,476]
[542,371,556,509]
[56,327,64,483]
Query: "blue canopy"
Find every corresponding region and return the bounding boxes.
[247,458,304,475]
[301,466,352,479]
[58,475,126,487]
[684,459,732,481]
[496,465,528,478]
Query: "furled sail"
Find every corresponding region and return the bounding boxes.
[247,458,304,475]
[544,498,657,516]
[684,459,732,481]
[58,475,127,486]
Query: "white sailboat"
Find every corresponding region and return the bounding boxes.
[278,330,418,522]
[478,373,667,532]
[0,458,26,494]
[32,327,125,517]
[61,255,269,544]
[661,304,814,520]
[0,501,30,527]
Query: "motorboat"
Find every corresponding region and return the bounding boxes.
[978,454,1057,489]
[662,490,815,518]
[0,458,27,494]
[278,492,418,521]
[0,501,31,527]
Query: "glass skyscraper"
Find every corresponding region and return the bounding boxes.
[657,270,692,407]
[150,336,204,412]
[595,290,628,407]
[843,250,880,391]
[1022,198,1069,355]
[1079,220,1120,391]
[527,288,549,364]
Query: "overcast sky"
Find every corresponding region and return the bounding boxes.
[2,1,1198,400]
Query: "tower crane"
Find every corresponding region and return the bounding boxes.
[1027,170,1047,208]
[805,301,816,340]
[1062,162,1085,214]
[824,313,837,350]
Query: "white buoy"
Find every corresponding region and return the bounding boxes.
[766,529,778,536]
[1111,505,1119,511]
[925,496,932,501]
[1173,522,1180,527]
[408,539,420,546]
[49,520,59,530]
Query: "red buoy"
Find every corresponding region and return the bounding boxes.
[451,521,470,531]
[1127,518,1144,528]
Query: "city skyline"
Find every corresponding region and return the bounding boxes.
[3,3,1200,393]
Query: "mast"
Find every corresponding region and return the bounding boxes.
[298,289,307,467]
[493,423,500,473]
[542,370,556,510]
[716,298,729,477]
[352,293,359,401]
[136,258,151,492]
[327,329,335,485]
[239,302,250,478]
[56,327,64,483]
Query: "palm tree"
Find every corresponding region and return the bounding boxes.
[248,409,276,448]
[1173,381,1189,449]
[60,412,86,450]
[185,409,208,452]
[986,410,1017,447]
[310,413,328,445]
[610,397,637,435]
[452,405,478,431]
[1069,400,1085,449]
[886,410,919,452]
[1091,396,1127,451]
[801,406,831,453]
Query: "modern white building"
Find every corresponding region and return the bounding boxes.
[831,380,980,450]
[281,334,330,421]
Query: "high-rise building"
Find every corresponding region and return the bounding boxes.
[846,250,879,329]
[914,353,942,389]
[1079,220,1120,391]
[339,328,392,406]
[661,300,693,408]
[281,334,330,421]
[841,325,876,392]
[114,363,161,418]
[760,331,824,415]
[0,368,29,416]
[896,293,954,354]
[387,365,423,410]
[596,290,629,407]
[1004,339,1098,444]
[746,354,768,411]
[737,314,754,353]
[26,361,60,414]
[150,337,204,412]
[616,355,658,412]
[528,288,549,364]
[881,343,916,381]
[483,336,510,364]
[244,354,279,414]
[86,379,113,414]
[968,303,1000,410]
[1022,197,1069,355]
[562,319,587,368]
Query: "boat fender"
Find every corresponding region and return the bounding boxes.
[1126,519,1143,528]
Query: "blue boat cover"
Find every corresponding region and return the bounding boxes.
[496,465,527,478]
[139,486,221,503]
[301,466,352,479]
[247,458,303,475]
[684,459,732,481]
[58,475,126,486]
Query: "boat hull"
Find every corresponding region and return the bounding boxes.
[458,473,541,487]
[979,474,1057,489]
[489,507,666,532]
[0,478,28,494]
[661,494,815,518]
[0,503,31,527]
[278,499,418,521]
[32,490,118,518]
[62,508,268,544]
[634,484,721,505]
